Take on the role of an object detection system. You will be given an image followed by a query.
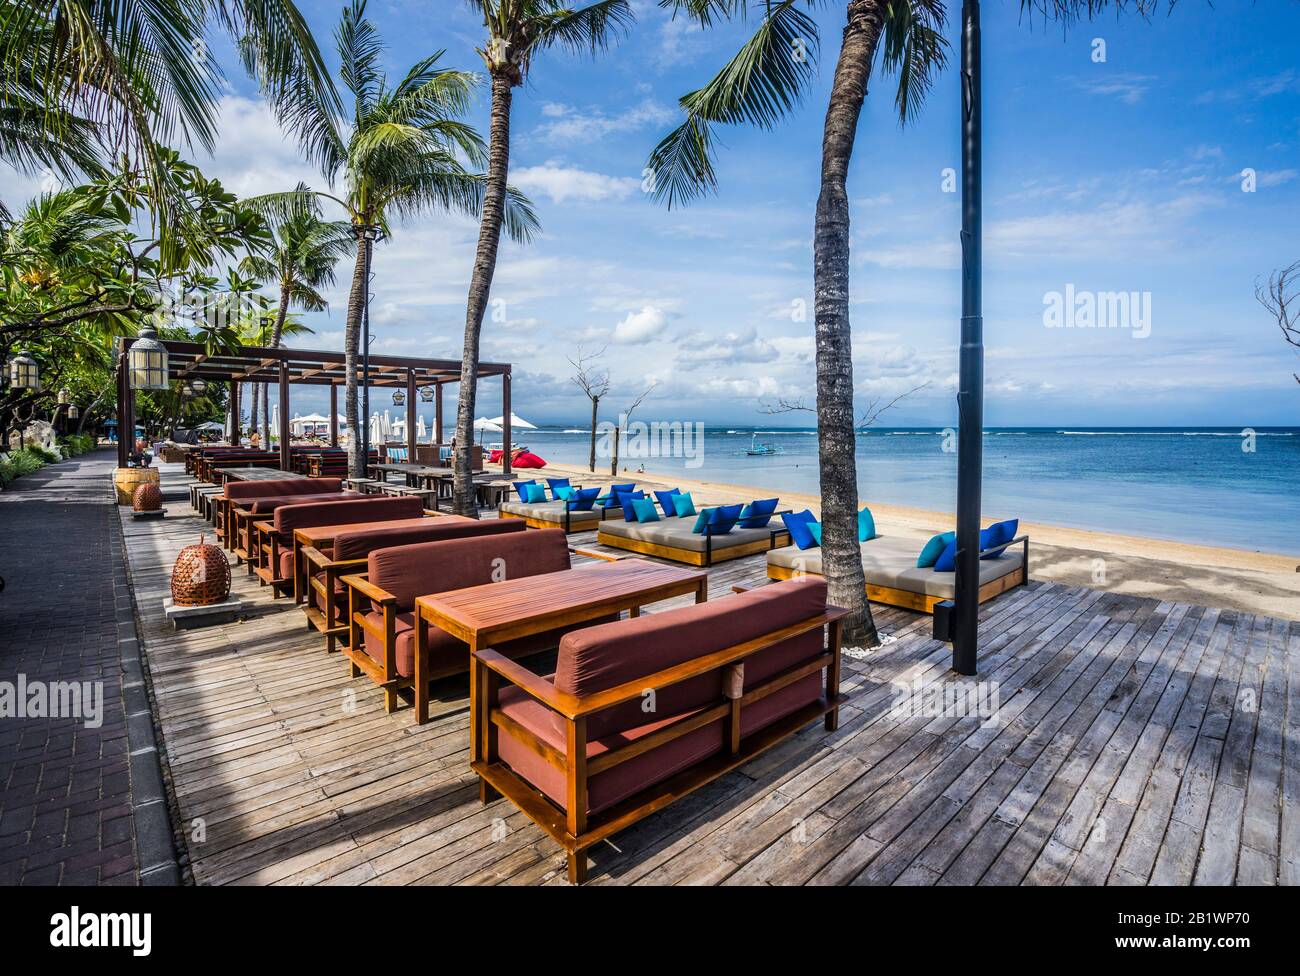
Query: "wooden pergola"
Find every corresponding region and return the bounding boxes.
[115,338,515,473]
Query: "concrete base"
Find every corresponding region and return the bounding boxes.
[163,595,242,630]
[132,509,166,520]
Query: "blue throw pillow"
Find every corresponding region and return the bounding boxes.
[707,503,744,535]
[632,497,660,523]
[985,518,1019,557]
[673,492,697,517]
[917,531,956,568]
[619,491,647,521]
[546,477,571,499]
[522,482,547,503]
[512,479,537,501]
[654,487,682,516]
[692,507,717,534]
[782,510,819,550]
[858,506,877,541]
[934,538,958,572]
[738,497,779,529]
[603,482,636,508]
[809,522,822,546]
[569,487,601,511]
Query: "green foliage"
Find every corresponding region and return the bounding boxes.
[0,446,48,488]
[24,443,59,463]
[60,433,95,456]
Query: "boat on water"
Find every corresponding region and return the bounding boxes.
[746,434,784,456]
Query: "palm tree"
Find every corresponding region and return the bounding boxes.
[646,0,948,647]
[450,0,634,515]
[251,0,539,477]
[241,192,351,445]
[0,0,338,226]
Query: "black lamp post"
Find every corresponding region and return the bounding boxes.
[952,0,984,676]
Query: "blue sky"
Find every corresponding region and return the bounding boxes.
[10,1,1300,428]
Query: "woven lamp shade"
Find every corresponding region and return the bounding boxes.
[132,482,163,511]
[171,534,231,606]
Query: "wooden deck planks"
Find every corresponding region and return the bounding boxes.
[117,467,1300,885]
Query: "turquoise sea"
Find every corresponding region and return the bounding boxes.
[509,426,1299,554]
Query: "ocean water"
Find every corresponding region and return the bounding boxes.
[511,426,1299,554]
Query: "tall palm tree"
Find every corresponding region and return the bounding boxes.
[0,0,339,226]
[450,0,633,515]
[241,192,351,446]
[646,0,948,647]
[252,0,539,477]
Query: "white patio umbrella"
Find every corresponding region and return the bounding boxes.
[487,412,537,430]
[472,417,502,446]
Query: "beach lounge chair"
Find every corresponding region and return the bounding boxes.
[498,481,605,532]
[301,516,523,652]
[596,496,791,566]
[470,576,847,883]
[766,532,1029,613]
[251,495,429,596]
[337,529,618,722]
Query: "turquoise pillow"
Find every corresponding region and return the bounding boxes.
[692,507,717,534]
[917,531,956,568]
[522,482,547,503]
[554,486,576,501]
[782,509,819,550]
[673,492,696,517]
[619,491,647,521]
[632,497,660,523]
[809,522,822,546]
[858,506,877,541]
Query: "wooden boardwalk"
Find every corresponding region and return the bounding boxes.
[120,467,1300,885]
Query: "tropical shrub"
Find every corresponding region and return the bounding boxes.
[25,444,60,464]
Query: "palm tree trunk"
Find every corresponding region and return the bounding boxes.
[813,0,886,649]
[345,231,367,478]
[249,382,260,447]
[265,284,291,449]
[452,73,513,516]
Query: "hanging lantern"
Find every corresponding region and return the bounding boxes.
[128,322,170,390]
[8,349,40,390]
[190,377,207,396]
[419,385,434,402]
[67,404,80,420]
[57,388,69,405]
[392,389,405,406]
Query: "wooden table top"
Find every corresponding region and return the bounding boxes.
[292,513,466,547]
[220,467,303,481]
[416,558,707,645]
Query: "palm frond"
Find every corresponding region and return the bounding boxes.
[532,0,635,57]
[880,0,950,125]
[335,0,384,115]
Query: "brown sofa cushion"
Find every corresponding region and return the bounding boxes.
[225,477,340,500]
[552,576,827,738]
[361,611,581,679]
[331,515,519,562]
[249,491,354,514]
[272,495,424,534]
[367,527,571,613]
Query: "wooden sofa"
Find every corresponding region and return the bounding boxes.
[230,490,358,567]
[215,477,343,550]
[301,517,523,652]
[766,533,1029,613]
[338,529,619,723]
[250,495,429,597]
[470,576,846,883]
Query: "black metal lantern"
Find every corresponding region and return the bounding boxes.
[8,349,40,390]
[419,384,434,403]
[392,389,405,406]
[128,322,170,390]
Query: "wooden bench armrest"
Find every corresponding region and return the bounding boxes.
[338,572,395,607]
[474,648,583,718]
[568,546,627,562]
[511,607,850,719]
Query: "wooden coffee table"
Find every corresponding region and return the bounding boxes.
[414,558,708,727]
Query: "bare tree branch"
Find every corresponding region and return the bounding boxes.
[1257,260,1300,384]
[568,344,610,472]
[759,381,931,428]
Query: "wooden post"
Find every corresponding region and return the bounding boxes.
[329,383,338,447]
[501,370,512,476]
[405,369,416,462]
[115,356,129,467]
[278,362,291,470]
[435,382,444,448]
[229,381,240,445]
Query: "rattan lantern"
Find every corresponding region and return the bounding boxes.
[171,534,231,606]
[128,322,170,390]
[133,482,163,512]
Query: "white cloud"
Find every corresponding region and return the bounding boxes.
[612,305,668,343]
[1075,73,1153,105]
[511,163,640,203]
[535,99,675,143]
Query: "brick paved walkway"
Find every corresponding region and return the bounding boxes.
[0,449,175,884]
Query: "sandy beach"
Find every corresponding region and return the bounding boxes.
[533,459,1300,621]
